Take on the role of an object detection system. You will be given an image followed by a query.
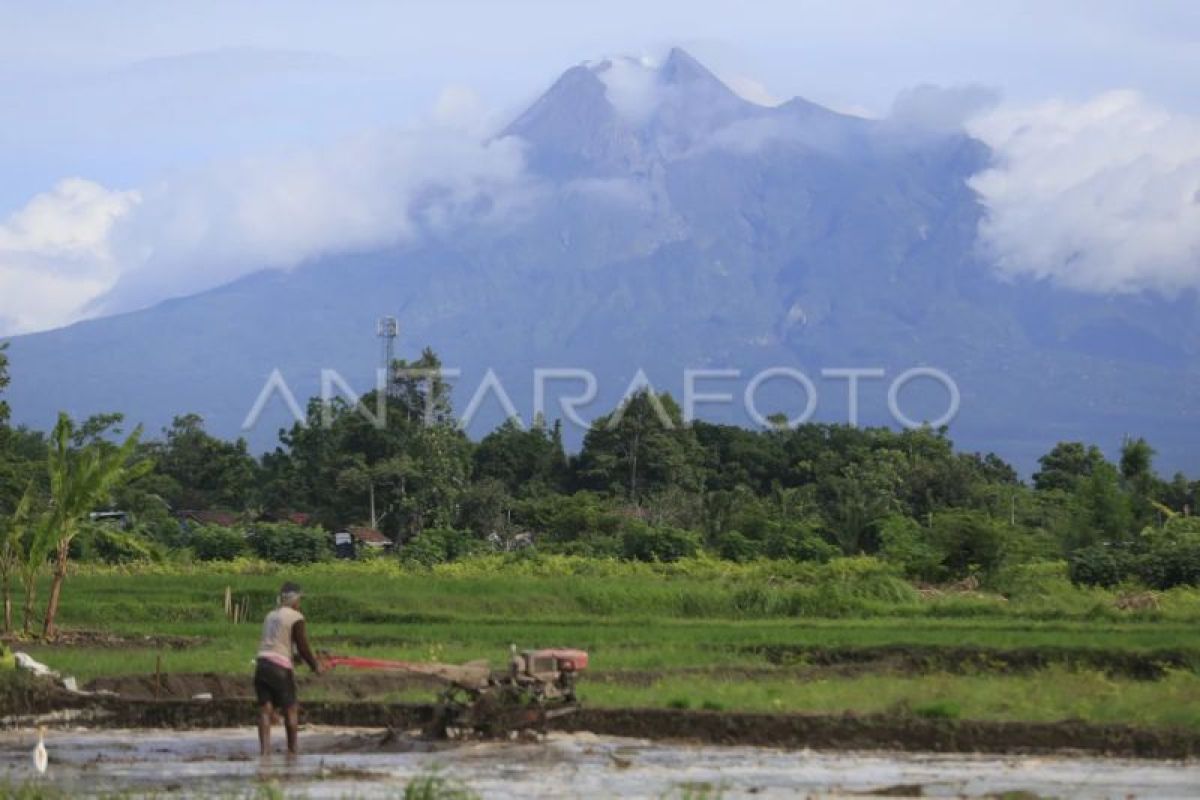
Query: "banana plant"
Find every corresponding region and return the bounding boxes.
[37,413,151,639]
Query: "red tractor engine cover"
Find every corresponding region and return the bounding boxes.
[537,648,589,671]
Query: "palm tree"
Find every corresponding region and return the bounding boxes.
[39,414,149,639]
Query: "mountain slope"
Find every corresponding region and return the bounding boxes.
[7,50,1199,473]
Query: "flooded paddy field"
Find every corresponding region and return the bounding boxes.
[1,726,1198,799]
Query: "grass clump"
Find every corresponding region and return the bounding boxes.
[403,769,479,800]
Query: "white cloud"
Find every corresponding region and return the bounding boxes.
[968,90,1200,294]
[0,116,529,334]
[101,127,528,313]
[0,179,139,333]
[431,85,489,133]
[592,56,661,125]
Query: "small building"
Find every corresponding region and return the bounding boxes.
[349,526,393,550]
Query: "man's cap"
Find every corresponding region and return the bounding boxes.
[280,581,303,599]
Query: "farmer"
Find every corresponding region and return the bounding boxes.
[254,581,322,756]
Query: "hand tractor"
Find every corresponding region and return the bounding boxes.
[322,646,588,738]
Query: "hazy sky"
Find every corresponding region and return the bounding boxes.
[1,0,1198,333]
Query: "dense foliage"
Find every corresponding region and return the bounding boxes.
[1,343,1198,596]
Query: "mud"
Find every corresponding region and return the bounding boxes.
[11,696,1192,760]
[85,670,444,701]
[0,671,85,717]
[93,667,855,698]
[744,644,1200,680]
[562,707,1200,760]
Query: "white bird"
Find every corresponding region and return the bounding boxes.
[32,726,47,774]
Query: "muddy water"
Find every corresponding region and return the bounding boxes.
[0,727,1197,798]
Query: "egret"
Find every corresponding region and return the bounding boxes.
[32,725,48,774]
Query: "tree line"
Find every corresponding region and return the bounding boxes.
[1,343,1199,637]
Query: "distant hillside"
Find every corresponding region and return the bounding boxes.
[7,49,1200,473]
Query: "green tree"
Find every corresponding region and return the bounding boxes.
[821,450,905,555]
[576,391,703,504]
[1033,442,1106,492]
[390,347,456,424]
[37,414,151,637]
[151,414,258,510]
[691,421,788,494]
[457,478,511,536]
[473,416,567,495]
[1064,461,1134,552]
[1162,472,1196,515]
[1119,437,1160,527]
[275,351,471,539]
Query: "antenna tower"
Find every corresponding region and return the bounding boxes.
[377,316,399,396]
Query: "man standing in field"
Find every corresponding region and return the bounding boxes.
[255,581,322,756]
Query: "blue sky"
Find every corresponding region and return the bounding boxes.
[1,0,1198,333]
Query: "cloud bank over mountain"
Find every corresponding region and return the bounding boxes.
[0,105,529,333]
[0,179,139,334]
[968,91,1200,294]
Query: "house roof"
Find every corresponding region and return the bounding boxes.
[348,526,391,545]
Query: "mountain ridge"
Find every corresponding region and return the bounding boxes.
[5,49,1199,474]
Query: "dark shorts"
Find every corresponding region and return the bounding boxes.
[254,658,297,709]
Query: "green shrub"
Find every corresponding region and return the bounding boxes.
[548,535,622,558]
[621,523,701,563]
[400,528,483,567]
[1068,545,1134,587]
[1137,542,1200,589]
[518,491,622,543]
[715,531,760,562]
[878,515,942,581]
[928,511,1010,579]
[248,523,330,565]
[191,524,248,561]
[762,522,838,563]
[993,560,1071,598]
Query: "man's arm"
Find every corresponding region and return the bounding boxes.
[292,620,321,672]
